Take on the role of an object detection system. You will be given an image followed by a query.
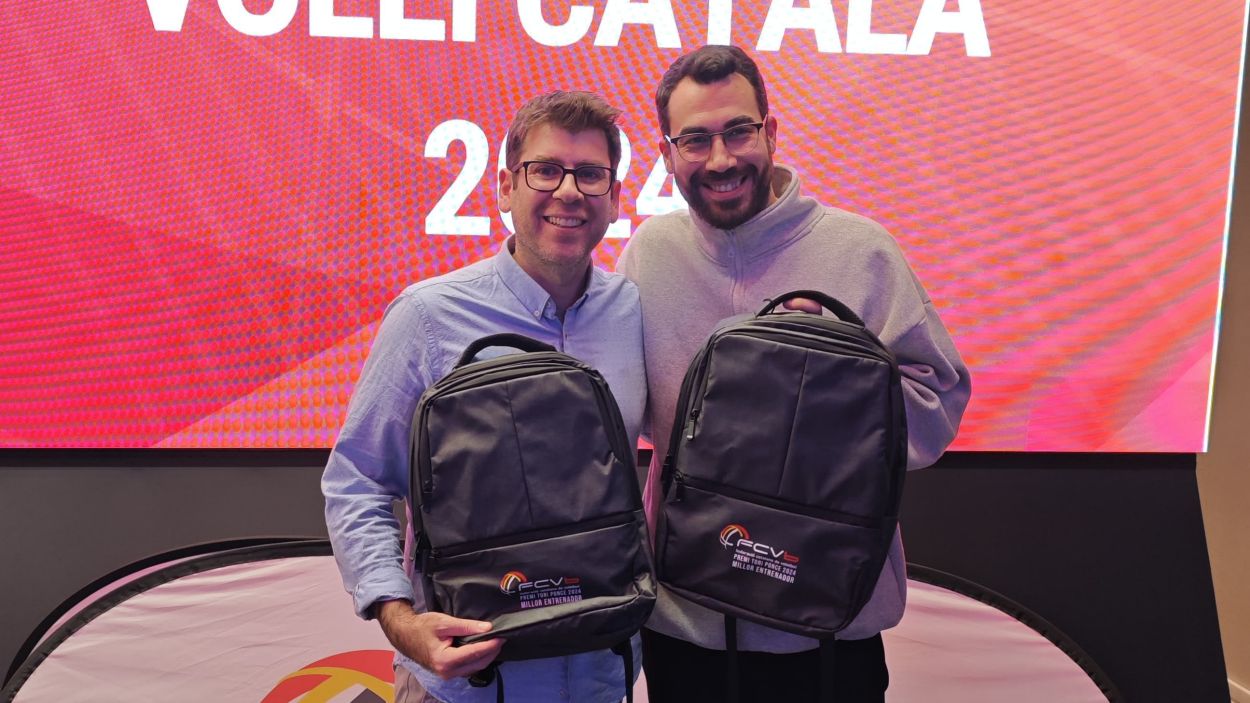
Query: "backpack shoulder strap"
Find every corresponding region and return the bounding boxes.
[819,638,837,703]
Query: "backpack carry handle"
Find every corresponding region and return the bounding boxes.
[757,290,865,327]
[457,333,557,367]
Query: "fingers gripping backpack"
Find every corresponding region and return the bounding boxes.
[656,291,907,702]
[410,333,655,701]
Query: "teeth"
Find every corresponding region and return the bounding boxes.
[545,216,585,227]
[708,177,745,193]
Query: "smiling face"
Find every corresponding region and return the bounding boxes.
[662,73,778,230]
[499,123,620,276]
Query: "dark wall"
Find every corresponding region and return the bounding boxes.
[901,452,1226,702]
[0,451,328,679]
[0,451,1226,701]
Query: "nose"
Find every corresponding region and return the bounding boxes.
[552,171,584,202]
[704,134,737,173]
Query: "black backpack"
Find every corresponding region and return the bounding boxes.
[410,333,655,699]
[656,291,907,701]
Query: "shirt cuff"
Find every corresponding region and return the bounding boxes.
[352,572,416,620]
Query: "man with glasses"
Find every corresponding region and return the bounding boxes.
[324,91,645,703]
[618,45,970,702]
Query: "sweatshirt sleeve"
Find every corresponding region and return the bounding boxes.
[892,297,971,469]
[852,232,971,469]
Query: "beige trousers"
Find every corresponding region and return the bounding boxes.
[393,664,447,703]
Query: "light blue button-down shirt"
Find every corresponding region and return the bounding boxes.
[323,238,646,703]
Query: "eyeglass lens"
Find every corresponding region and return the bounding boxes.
[676,124,762,161]
[524,162,612,196]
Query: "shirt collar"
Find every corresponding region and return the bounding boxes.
[690,164,817,263]
[493,236,599,319]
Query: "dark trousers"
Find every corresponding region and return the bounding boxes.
[641,628,888,703]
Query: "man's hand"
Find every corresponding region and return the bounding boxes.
[782,298,822,314]
[375,600,505,680]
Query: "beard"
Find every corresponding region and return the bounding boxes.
[680,161,775,230]
[512,217,602,271]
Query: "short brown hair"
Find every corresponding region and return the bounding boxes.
[505,91,622,172]
[655,45,769,136]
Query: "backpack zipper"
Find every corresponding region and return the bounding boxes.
[426,510,638,561]
[727,326,892,365]
[589,371,637,479]
[684,409,700,441]
[673,472,882,528]
[662,344,714,492]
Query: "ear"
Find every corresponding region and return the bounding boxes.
[608,178,622,223]
[658,138,674,173]
[497,166,514,213]
[764,114,778,155]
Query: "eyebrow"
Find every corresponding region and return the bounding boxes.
[675,115,760,137]
[529,156,611,169]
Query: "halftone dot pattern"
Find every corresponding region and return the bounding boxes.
[158,321,378,448]
[0,0,1243,449]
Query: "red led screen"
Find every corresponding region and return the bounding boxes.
[0,1,1242,449]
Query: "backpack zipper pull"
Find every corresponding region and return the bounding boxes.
[420,478,434,512]
[673,472,687,502]
[685,409,700,440]
[416,531,432,573]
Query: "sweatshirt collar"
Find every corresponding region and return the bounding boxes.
[690,164,820,264]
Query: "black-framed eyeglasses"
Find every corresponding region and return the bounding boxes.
[513,160,614,196]
[665,121,766,163]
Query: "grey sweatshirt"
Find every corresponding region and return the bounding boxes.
[617,164,971,651]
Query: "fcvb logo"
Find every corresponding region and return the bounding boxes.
[719,524,750,548]
[499,569,582,594]
[718,522,800,564]
[499,570,528,594]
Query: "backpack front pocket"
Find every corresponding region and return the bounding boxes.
[658,476,888,636]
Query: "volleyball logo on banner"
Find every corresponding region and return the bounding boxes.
[261,650,395,703]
